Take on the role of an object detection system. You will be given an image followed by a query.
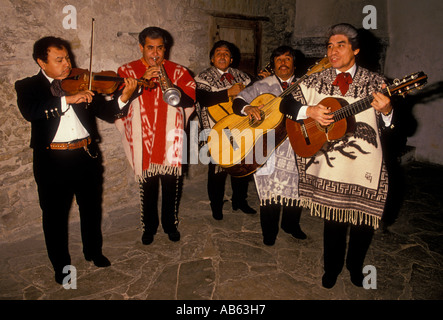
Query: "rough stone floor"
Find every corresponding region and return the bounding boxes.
[0,161,442,306]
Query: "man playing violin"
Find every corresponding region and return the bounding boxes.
[114,27,196,245]
[15,36,138,285]
[194,40,256,220]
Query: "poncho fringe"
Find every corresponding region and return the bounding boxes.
[259,195,300,207]
[299,196,380,229]
[136,164,181,182]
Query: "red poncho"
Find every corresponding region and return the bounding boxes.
[115,59,196,180]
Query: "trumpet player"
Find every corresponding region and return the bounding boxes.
[114,26,195,245]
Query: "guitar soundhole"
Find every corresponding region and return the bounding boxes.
[315,121,334,133]
[249,110,266,128]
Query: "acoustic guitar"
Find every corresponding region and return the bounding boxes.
[286,71,428,158]
[207,56,331,177]
[207,62,273,123]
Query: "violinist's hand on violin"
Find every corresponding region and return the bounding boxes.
[66,90,95,105]
[142,67,160,80]
[120,78,139,103]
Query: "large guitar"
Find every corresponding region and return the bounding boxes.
[286,71,428,158]
[207,62,273,123]
[207,57,331,177]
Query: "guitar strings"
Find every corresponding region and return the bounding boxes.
[301,87,390,131]
[220,59,332,149]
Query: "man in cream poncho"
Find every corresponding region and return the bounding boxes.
[280,23,394,288]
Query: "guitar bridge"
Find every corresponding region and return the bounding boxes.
[300,123,311,146]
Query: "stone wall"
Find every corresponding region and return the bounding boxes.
[0,0,296,242]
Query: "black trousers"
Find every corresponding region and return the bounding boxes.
[323,219,374,276]
[140,174,183,235]
[260,198,302,239]
[207,163,249,210]
[33,146,104,273]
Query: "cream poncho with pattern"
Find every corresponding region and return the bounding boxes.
[293,67,389,229]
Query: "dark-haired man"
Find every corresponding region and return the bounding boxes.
[15,36,137,284]
[114,27,196,245]
[280,23,393,288]
[195,40,256,220]
[232,45,307,246]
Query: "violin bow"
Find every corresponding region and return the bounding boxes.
[85,18,95,108]
[88,18,95,92]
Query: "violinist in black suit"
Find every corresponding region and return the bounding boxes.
[15,36,138,285]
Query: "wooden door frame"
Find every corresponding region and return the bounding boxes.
[209,12,269,77]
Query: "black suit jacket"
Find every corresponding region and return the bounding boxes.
[15,71,128,149]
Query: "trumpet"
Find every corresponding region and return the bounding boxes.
[154,57,181,106]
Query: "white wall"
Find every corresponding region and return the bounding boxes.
[385,0,443,164]
[293,0,443,165]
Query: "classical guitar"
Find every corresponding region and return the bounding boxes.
[207,62,273,123]
[286,71,428,158]
[207,56,331,177]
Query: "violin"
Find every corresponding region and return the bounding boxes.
[61,67,154,95]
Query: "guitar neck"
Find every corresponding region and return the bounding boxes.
[332,87,389,122]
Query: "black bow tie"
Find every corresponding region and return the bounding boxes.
[220,73,234,84]
[281,82,288,90]
[50,79,65,97]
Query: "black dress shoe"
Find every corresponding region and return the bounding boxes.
[232,202,257,214]
[168,231,181,242]
[55,271,64,285]
[292,226,307,240]
[142,232,154,245]
[350,271,364,287]
[282,225,307,240]
[212,209,223,220]
[322,273,338,289]
[263,236,276,246]
[210,204,223,220]
[85,254,111,267]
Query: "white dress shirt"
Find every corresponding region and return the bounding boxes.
[43,70,90,142]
